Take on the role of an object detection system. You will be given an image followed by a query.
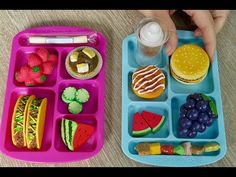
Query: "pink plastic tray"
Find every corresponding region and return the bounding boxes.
[0,26,106,163]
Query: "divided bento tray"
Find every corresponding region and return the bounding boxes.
[0,26,106,163]
[121,30,227,167]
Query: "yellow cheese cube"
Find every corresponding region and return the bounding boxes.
[82,48,95,58]
[70,51,79,62]
[76,63,89,73]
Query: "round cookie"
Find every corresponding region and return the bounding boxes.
[170,44,210,85]
[131,65,165,99]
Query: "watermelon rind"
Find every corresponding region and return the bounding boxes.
[132,127,152,137]
[64,119,78,151]
[152,116,165,133]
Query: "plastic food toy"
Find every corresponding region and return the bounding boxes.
[15,48,58,86]
[61,86,90,114]
[178,93,218,138]
[65,46,103,80]
[11,95,47,150]
[135,142,220,156]
[61,118,95,151]
[170,44,210,84]
[132,111,165,137]
[131,65,165,99]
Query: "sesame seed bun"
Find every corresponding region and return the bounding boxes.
[170,44,210,85]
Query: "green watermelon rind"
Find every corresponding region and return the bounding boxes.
[132,127,152,137]
[63,119,78,151]
[152,116,165,134]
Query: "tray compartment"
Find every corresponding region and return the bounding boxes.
[128,103,170,138]
[57,80,98,114]
[59,47,103,80]
[171,95,219,139]
[54,115,97,152]
[128,70,168,102]
[169,37,214,94]
[13,47,59,87]
[128,140,221,156]
[4,88,55,152]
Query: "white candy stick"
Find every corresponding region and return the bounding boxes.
[29,36,88,44]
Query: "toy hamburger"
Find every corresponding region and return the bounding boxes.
[170,44,210,85]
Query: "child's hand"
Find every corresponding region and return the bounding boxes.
[139,10,229,61]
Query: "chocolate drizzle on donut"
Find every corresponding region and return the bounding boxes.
[132,65,165,95]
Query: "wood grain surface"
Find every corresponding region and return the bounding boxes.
[0,10,235,167]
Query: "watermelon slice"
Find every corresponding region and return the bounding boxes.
[132,112,152,137]
[73,123,95,151]
[61,118,95,151]
[141,111,165,133]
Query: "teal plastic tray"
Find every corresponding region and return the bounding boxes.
[121,30,227,167]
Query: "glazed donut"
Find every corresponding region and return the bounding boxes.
[131,65,165,99]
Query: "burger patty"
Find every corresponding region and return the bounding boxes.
[170,67,206,83]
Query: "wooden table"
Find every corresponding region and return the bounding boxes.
[0,10,235,167]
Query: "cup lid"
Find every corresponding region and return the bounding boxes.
[139,21,164,47]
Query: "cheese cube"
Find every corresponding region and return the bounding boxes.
[70,51,79,62]
[76,63,89,73]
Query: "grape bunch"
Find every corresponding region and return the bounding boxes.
[178,93,218,138]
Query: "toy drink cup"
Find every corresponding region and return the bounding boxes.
[135,18,169,66]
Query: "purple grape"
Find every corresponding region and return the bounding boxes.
[196,100,208,112]
[187,94,194,102]
[192,93,203,101]
[191,122,201,132]
[185,99,196,109]
[180,104,188,113]
[180,112,187,119]
[206,107,213,117]
[198,123,206,133]
[188,130,197,138]
[205,117,214,127]
[198,115,204,123]
[199,112,209,123]
[187,108,199,120]
[179,128,189,137]
[180,118,192,129]
[201,101,209,112]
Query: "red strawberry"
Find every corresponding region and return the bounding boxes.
[36,48,49,62]
[20,65,30,80]
[42,62,54,75]
[25,78,37,87]
[34,75,47,84]
[15,71,25,82]
[48,54,58,65]
[28,53,42,67]
[29,65,43,79]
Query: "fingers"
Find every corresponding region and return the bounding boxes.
[194,28,202,37]
[210,10,230,33]
[164,19,178,56]
[169,10,176,16]
[183,10,216,60]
